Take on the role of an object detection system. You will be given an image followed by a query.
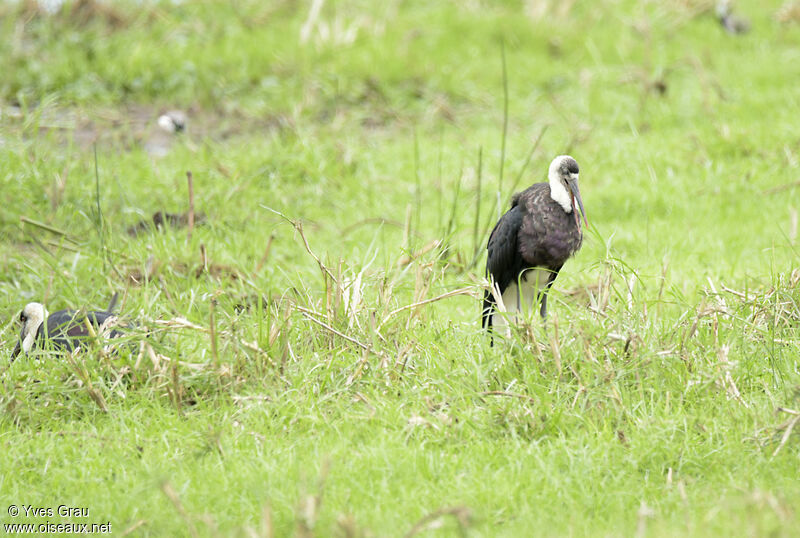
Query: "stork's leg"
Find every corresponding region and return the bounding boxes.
[540,292,548,319]
[538,269,561,320]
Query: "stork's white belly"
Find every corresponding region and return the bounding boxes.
[491,268,551,335]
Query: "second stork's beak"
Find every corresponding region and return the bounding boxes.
[11,327,23,359]
[567,177,589,228]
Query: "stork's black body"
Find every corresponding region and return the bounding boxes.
[482,156,587,340]
[38,310,120,352]
[11,294,122,359]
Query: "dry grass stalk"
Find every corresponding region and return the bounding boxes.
[19,216,80,244]
[262,205,337,284]
[65,352,108,412]
[42,239,81,253]
[296,460,330,537]
[336,513,361,538]
[342,269,364,330]
[33,430,113,441]
[636,501,655,538]
[259,503,274,538]
[396,239,442,267]
[255,233,276,273]
[153,317,208,332]
[549,314,563,373]
[146,342,162,371]
[590,265,613,315]
[777,1,800,23]
[393,342,414,373]
[716,344,747,407]
[199,244,209,273]
[119,520,147,536]
[150,351,210,372]
[170,352,182,411]
[762,181,800,195]
[772,414,800,457]
[626,274,636,311]
[107,365,131,395]
[570,378,586,410]
[239,339,277,367]
[50,166,69,211]
[524,0,569,20]
[296,306,372,353]
[720,283,752,300]
[379,287,474,330]
[161,481,198,538]
[406,263,433,330]
[487,279,507,313]
[81,315,109,362]
[150,316,272,367]
[479,391,537,405]
[299,0,324,43]
[347,348,371,385]
[403,506,471,538]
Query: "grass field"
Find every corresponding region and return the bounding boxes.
[2,0,800,536]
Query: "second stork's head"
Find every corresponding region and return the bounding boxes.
[548,155,588,228]
[11,302,48,359]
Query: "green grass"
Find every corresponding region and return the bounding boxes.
[2,0,800,535]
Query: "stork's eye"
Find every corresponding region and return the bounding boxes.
[19,312,26,322]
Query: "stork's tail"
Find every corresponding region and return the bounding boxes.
[106,292,120,314]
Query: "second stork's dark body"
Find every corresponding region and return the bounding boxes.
[11,294,122,359]
[483,155,587,339]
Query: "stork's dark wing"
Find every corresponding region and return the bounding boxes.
[486,205,525,294]
[44,310,121,352]
[482,205,525,329]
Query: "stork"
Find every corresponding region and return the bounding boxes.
[157,110,187,133]
[482,155,588,341]
[11,294,123,359]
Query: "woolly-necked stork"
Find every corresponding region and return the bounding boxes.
[11,294,122,359]
[482,155,588,340]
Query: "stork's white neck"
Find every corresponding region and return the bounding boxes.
[21,303,48,354]
[22,318,44,355]
[548,170,573,213]
[21,326,39,354]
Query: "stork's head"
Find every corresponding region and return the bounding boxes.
[11,302,48,359]
[548,155,588,228]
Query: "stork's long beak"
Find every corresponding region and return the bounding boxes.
[567,178,589,228]
[11,327,23,359]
